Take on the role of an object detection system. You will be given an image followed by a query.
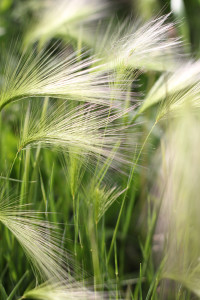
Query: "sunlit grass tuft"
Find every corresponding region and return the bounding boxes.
[19,103,137,171]
[22,280,110,300]
[91,14,183,72]
[0,45,131,111]
[0,198,72,282]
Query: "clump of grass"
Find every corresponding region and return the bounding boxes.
[1,1,200,299]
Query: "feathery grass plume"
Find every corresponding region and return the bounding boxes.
[155,108,200,297]
[22,280,109,300]
[89,185,126,224]
[63,152,87,199]
[0,44,130,111]
[62,151,126,222]
[23,0,109,46]
[0,199,73,281]
[19,103,137,171]
[156,82,200,120]
[89,14,183,72]
[140,60,200,114]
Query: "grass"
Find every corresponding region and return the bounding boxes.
[1,0,200,299]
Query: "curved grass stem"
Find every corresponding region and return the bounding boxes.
[107,121,157,264]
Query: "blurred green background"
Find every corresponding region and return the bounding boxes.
[1,0,200,52]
